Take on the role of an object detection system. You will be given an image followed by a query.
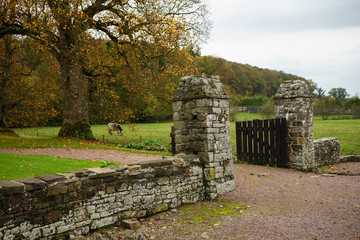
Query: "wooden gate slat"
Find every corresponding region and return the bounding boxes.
[263,119,270,165]
[269,119,275,165]
[275,118,282,166]
[278,118,287,167]
[247,121,253,163]
[242,121,248,161]
[236,122,242,160]
[252,120,258,164]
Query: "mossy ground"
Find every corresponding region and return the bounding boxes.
[177,199,247,224]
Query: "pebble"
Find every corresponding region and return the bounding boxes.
[200,232,210,239]
[321,174,335,177]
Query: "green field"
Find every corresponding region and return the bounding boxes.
[0,153,116,180]
[6,112,360,156]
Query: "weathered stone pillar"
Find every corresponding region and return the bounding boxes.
[172,75,235,199]
[274,80,316,171]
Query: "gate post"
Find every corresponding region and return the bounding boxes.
[274,80,316,171]
[171,75,234,199]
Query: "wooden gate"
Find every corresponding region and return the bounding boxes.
[235,118,288,167]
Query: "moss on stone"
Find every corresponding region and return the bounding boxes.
[58,120,95,140]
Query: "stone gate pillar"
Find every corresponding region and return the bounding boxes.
[274,80,316,171]
[172,75,235,199]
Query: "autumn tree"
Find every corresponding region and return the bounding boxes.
[0,36,39,134]
[0,36,61,131]
[0,0,210,139]
[0,36,24,134]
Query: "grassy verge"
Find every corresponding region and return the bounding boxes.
[0,135,171,156]
[6,113,360,156]
[0,153,119,180]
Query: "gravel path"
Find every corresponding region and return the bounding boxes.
[142,164,360,240]
[0,148,163,164]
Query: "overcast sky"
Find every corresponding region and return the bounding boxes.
[201,0,360,96]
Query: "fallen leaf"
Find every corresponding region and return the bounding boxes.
[254,181,258,184]
[203,221,209,224]
[147,222,153,225]
[212,209,217,212]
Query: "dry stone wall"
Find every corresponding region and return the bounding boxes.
[0,156,204,239]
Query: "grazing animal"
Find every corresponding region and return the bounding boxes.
[107,123,124,136]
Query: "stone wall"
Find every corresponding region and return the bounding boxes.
[0,156,204,239]
[340,155,360,163]
[274,80,316,171]
[314,137,340,167]
[172,75,234,199]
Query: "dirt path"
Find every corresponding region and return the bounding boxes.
[0,148,163,165]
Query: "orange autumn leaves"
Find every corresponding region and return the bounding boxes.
[1,0,210,128]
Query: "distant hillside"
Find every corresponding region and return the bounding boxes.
[195,56,306,98]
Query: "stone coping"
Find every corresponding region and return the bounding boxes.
[0,155,200,196]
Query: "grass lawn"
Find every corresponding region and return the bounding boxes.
[313,119,360,155]
[0,135,171,156]
[6,112,360,156]
[0,153,116,180]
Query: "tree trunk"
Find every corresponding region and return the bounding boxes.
[0,79,16,136]
[0,37,16,136]
[58,58,94,140]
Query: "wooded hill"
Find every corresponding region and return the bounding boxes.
[195,56,306,99]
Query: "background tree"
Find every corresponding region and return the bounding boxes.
[328,87,350,102]
[307,79,326,98]
[0,0,210,139]
[195,56,304,103]
[0,36,61,131]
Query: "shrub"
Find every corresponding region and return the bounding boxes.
[124,140,170,152]
[259,100,274,119]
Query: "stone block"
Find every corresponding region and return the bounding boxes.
[34,174,67,184]
[47,183,68,196]
[172,101,182,112]
[13,178,46,191]
[196,99,212,107]
[173,121,185,130]
[204,168,216,180]
[121,218,141,230]
[64,169,92,177]
[0,180,25,195]
[216,180,235,195]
